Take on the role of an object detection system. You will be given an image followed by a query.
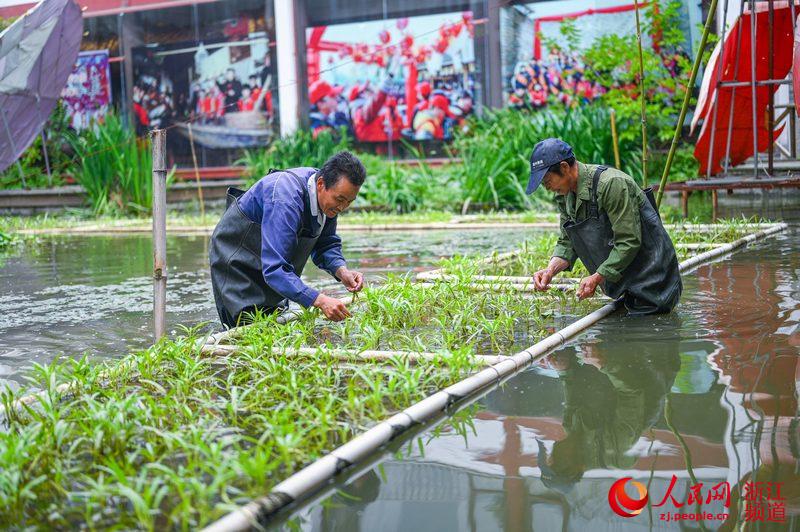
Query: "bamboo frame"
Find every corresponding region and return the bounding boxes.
[203,222,788,532]
[656,0,720,207]
[199,344,512,367]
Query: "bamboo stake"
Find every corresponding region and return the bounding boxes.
[656,0,720,208]
[610,109,622,169]
[187,122,206,220]
[633,0,648,187]
[152,129,168,342]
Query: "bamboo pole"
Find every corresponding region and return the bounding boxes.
[633,0,648,187]
[610,109,622,169]
[152,129,168,342]
[187,123,206,220]
[656,0,720,208]
[199,344,511,367]
[203,222,788,532]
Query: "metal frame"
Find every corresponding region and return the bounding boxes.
[709,0,800,181]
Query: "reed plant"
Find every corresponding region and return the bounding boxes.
[69,114,172,215]
[239,128,352,186]
[451,104,644,211]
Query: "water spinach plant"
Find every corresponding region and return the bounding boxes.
[0,267,598,529]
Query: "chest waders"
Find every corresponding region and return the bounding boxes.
[209,169,323,328]
[563,166,682,315]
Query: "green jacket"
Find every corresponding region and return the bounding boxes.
[552,162,645,283]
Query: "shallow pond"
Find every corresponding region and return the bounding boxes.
[276,226,800,531]
[0,228,534,389]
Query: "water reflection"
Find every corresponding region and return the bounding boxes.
[281,229,800,531]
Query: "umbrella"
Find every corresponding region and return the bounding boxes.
[0,0,83,180]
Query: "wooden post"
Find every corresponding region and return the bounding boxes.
[632,0,648,187]
[711,189,718,222]
[681,190,690,219]
[187,123,206,219]
[610,109,622,169]
[152,129,167,342]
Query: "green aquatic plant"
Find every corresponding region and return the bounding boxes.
[0,268,600,529]
[70,113,174,215]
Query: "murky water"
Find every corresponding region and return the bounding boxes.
[278,227,800,531]
[0,228,533,389]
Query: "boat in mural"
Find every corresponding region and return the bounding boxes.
[175,110,273,149]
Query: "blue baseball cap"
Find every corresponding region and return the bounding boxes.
[527,138,575,194]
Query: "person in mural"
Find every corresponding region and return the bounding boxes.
[209,151,367,328]
[247,73,273,117]
[309,80,349,138]
[409,80,432,123]
[411,92,453,140]
[217,67,243,113]
[529,138,682,315]
[348,79,404,143]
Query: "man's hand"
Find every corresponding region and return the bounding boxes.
[533,256,571,291]
[577,272,605,300]
[313,293,352,322]
[336,266,364,293]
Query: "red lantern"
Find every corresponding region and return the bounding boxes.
[451,22,463,37]
[401,34,414,51]
[462,12,473,24]
[439,25,449,39]
[397,18,408,30]
[375,54,386,68]
[379,29,391,44]
[435,39,448,54]
[386,45,396,56]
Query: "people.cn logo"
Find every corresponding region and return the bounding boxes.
[608,477,649,518]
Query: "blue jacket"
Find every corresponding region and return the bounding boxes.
[237,167,347,307]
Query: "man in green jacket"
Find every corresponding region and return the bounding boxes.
[529,138,682,315]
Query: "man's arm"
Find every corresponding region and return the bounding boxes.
[534,203,576,290]
[311,217,346,279]
[595,177,642,283]
[552,207,578,268]
[260,200,320,308]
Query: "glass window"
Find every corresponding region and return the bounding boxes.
[128,1,276,167]
[302,0,487,157]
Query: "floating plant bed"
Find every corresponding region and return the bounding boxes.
[0,221,787,530]
[419,219,774,281]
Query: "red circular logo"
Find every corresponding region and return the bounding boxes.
[608,477,649,518]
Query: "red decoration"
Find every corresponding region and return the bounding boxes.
[379,29,391,44]
[401,34,414,51]
[435,39,448,54]
[397,18,408,30]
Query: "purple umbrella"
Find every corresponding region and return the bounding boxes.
[0,0,83,181]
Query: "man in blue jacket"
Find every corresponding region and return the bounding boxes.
[209,151,366,328]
